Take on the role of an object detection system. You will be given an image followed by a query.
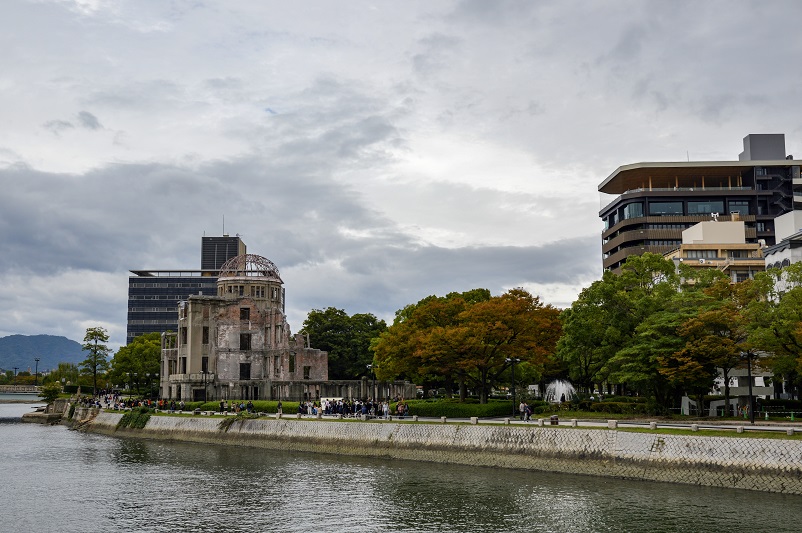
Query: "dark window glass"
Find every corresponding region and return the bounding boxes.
[649,202,683,215]
[688,201,724,215]
[202,326,209,345]
[240,363,251,380]
[728,201,750,215]
[240,307,250,320]
[623,203,643,219]
[303,366,311,380]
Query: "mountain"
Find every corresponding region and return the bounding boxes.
[0,335,85,373]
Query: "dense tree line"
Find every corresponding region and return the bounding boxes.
[556,253,802,413]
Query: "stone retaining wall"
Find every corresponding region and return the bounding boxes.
[87,413,802,495]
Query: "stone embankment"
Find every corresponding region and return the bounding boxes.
[83,411,802,495]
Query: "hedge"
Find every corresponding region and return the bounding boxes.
[395,399,513,418]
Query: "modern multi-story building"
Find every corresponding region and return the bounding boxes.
[599,134,802,272]
[126,235,246,344]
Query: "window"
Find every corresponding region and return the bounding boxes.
[688,201,724,215]
[728,200,750,215]
[201,356,208,373]
[180,357,187,374]
[649,202,683,216]
[686,250,717,259]
[180,327,187,345]
[303,366,311,380]
[265,327,271,347]
[756,222,766,232]
[240,333,252,350]
[623,202,643,219]
[240,307,250,320]
[289,352,296,373]
[202,326,209,345]
[240,363,251,380]
[727,250,749,258]
[274,356,280,376]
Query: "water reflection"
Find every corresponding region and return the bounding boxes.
[1,404,800,532]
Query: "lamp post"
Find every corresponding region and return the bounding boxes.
[745,351,755,425]
[34,358,40,386]
[201,370,208,402]
[13,367,18,385]
[506,358,520,417]
[367,364,375,400]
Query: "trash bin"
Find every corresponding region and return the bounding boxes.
[550,415,559,425]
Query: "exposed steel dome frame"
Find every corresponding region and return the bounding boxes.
[218,254,282,282]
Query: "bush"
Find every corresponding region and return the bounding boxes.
[117,410,151,429]
[600,396,647,403]
[196,400,300,413]
[394,399,512,418]
[589,402,649,414]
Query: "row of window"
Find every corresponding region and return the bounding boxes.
[178,355,310,380]
[606,200,756,227]
[130,295,184,300]
[130,282,214,288]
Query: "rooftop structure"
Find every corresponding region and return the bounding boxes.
[664,217,765,283]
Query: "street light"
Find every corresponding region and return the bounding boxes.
[34,358,40,386]
[201,370,208,402]
[506,358,520,417]
[13,367,18,385]
[744,351,756,424]
[367,364,375,400]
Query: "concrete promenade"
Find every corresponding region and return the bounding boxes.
[76,409,802,495]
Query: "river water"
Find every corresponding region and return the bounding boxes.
[1,401,800,533]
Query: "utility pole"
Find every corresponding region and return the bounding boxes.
[34,358,40,386]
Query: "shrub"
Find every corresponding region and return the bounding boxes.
[117,410,151,429]
[600,396,647,403]
[196,400,300,413]
[589,402,648,414]
[394,399,512,418]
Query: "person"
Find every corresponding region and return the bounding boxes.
[524,403,532,422]
[220,400,225,414]
[519,401,526,421]
[276,400,283,416]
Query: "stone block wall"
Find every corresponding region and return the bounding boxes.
[86,413,802,495]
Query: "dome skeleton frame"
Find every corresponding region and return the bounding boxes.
[218,254,282,282]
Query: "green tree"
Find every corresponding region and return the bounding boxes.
[300,307,387,380]
[39,381,62,404]
[109,332,162,396]
[81,327,111,396]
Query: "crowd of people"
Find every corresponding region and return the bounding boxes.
[296,398,408,419]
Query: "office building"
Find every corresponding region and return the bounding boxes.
[126,235,246,344]
[600,134,802,272]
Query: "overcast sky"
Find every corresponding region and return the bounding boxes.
[2,0,802,351]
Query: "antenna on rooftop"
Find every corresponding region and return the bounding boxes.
[687,151,690,162]
[222,214,225,236]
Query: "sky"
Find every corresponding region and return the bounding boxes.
[2,0,802,351]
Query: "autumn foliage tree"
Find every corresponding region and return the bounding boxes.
[372,288,561,403]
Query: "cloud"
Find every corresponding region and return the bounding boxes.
[77,111,102,129]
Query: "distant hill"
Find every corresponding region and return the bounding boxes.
[0,335,85,373]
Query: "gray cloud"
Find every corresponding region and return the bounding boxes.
[77,111,102,130]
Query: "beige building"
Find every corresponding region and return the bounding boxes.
[665,216,765,283]
[160,253,416,403]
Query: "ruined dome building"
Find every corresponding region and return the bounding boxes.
[159,254,415,403]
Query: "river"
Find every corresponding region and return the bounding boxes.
[1,401,800,532]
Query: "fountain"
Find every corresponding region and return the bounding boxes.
[544,380,577,403]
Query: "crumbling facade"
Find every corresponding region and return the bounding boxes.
[160,254,416,402]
